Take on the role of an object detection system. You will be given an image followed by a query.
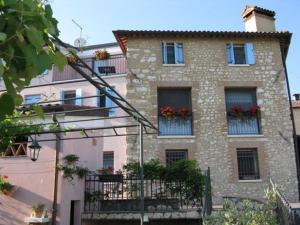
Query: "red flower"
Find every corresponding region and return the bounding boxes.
[3,176,8,179]
[230,105,244,117]
[178,107,191,118]
[160,106,176,120]
[248,105,260,116]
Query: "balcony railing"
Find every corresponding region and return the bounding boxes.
[84,173,205,213]
[227,116,261,135]
[158,115,193,136]
[52,54,127,82]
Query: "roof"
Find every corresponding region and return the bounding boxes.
[242,5,276,19]
[113,30,292,56]
[78,42,119,51]
[293,101,300,109]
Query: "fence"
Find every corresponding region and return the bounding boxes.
[270,178,300,225]
[84,168,211,213]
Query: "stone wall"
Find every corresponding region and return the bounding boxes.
[124,36,299,203]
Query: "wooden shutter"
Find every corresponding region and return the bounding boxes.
[106,87,115,116]
[226,42,235,64]
[75,89,82,106]
[244,43,255,65]
[174,42,184,64]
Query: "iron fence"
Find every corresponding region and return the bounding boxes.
[84,170,208,213]
[158,115,193,136]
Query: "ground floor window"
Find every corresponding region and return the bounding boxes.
[103,151,114,171]
[166,149,188,165]
[237,148,260,180]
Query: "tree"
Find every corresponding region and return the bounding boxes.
[0,0,67,120]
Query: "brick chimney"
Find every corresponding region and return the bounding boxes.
[242,5,276,32]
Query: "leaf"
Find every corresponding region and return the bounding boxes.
[26,27,45,51]
[0,93,15,120]
[0,32,7,42]
[53,51,67,71]
[67,47,78,55]
[33,105,44,119]
[16,31,24,43]
[14,94,23,106]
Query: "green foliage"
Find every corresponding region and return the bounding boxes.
[31,203,45,211]
[0,112,44,152]
[0,0,67,120]
[204,187,279,225]
[57,154,89,181]
[123,159,205,198]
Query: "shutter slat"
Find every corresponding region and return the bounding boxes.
[244,43,255,65]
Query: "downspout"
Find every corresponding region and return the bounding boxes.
[281,47,300,200]
[52,114,61,225]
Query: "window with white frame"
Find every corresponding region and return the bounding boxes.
[61,89,82,106]
[166,149,188,165]
[237,148,260,180]
[162,42,184,64]
[97,87,116,116]
[226,42,255,65]
[25,95,41,104]
[103,152,114,170]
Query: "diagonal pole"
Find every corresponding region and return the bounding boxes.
[139,123,145,225]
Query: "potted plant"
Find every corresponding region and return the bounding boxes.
[229,105,244,118]
[177,107,191,119]
[247,105,261,117]
[0,175,14,195]
[67,54,78,63]
[95,50,110,60]
[31,203,45,218]
[160,106,176,120]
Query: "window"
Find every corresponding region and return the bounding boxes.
[103,152,114,170]
[166,150,188,165]
[162,42,184,64]
[158,88,192,135]
[237,149,260,180]
[226,42,255,65]
[61,89,82,106]
[97,87,116,116]
[25,95,41,104]
[225,88,261,135]
[98,66,116,74]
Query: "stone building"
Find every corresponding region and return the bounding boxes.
[114,5,299,203]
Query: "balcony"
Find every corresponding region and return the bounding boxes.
[52,54,127,82]
[158,115,193,136]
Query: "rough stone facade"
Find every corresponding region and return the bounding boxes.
[124,36,299,203]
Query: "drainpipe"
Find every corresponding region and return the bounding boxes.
[281,47,300,201]
[139,123,145,225]
[52,114,61,225]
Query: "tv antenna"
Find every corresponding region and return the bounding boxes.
[72,19,86,47]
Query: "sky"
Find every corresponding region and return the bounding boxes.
[51,0,299,95]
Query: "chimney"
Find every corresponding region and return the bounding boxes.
[242,5,276,32]
[294,94,300,101]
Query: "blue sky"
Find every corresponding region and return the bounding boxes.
[51,0,299,95]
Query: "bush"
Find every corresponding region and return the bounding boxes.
[203,187,279,225]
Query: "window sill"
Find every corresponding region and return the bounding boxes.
[238,179,262,183]
[228,134,263,138]
[157,135,195,139]
[162,64,185,67]
[228,64,251,67]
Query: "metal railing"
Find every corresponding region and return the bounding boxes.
[52,54,127,82]
[158,115,193,136]
[84,170,208,213]
[270,178,300,225]
[227,115,261,135]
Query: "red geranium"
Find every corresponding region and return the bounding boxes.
[230,105,244,117]
[178,107,191,119]
[248,105,260,116]
[160,106,176,120]
[3,176,8,179]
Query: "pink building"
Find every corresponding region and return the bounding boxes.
[0,43,129,225]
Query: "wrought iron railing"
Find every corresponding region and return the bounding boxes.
[158,115,193,136]
[84,170,208,213]
[227,115,261,135]
[52,54,127,81]
[270,178,300,225]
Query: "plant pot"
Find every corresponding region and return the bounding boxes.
[2,185,17,196]
[32,210,44,218]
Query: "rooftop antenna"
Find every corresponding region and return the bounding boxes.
[72,19,86,47]
[72,19,83,39]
